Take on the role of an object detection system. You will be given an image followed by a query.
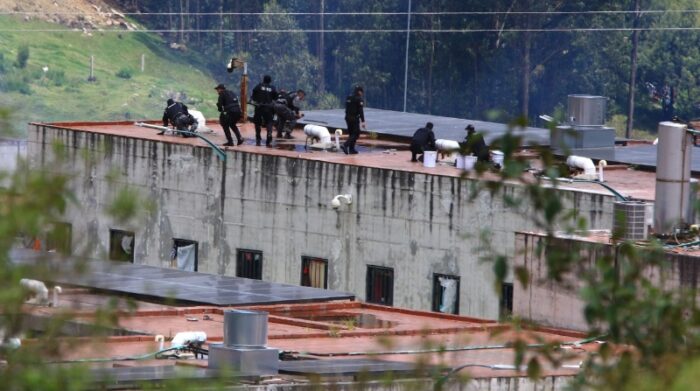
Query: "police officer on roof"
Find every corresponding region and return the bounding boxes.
[410,122,436,162]
[161,98,196,136]
[250,74,278,146]
[275,89,305,139]
[340,85,365,155]
[215,83,244,147]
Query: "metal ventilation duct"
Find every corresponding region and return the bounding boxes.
[654,121,693,234]
[208,310,279,375]
[567,95,607,126]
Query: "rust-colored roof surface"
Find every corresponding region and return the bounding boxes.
[36,120,658,201]
[29,289,597,380]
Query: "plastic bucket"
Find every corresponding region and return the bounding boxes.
[423,151,437,168]
[491,150,504,167]
[455,155,465,169]
[463,155,477,171]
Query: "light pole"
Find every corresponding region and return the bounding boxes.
[402,0,412,112]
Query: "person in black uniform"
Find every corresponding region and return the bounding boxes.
[215,84,244,146]
[250,75,278,146]
[275,89,305,139]
[463,124,490,162]
[161,98,196,136]
[341,85,365,155]
[410,122,436,162]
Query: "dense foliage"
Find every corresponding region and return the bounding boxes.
[115,0,700,131]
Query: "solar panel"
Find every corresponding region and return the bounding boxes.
[300,108,550,146]
[278,358,427,376]
[10,249,354,306]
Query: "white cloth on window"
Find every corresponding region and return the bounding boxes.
[121,235,133,255]
[176,244,196,272]
[439,277,458,314]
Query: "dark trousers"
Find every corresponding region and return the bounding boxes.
[253,106,274,142]
[410,144,424,162]
[220,112,242,144]
[344,116,360,152]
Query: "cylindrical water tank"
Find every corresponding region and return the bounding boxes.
[654,121,693,234]
[223,309,268,348]
[567,95,606,126]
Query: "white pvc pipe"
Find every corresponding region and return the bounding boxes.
[188,109,206,132]
[51,286,62,307]
[598,160,607,182]
[304,124,332,145]
[20,278,49,305]
[171,331,207,347]
[566,155,596,176]
[155,335,165,350]
[435,139,460,152]
[334,129,342,151]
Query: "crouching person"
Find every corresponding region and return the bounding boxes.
[162,98,197,136]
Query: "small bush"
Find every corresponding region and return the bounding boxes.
[1,73,32,94]
[15,45,29,68]
[116,68,132,79]
[46,69,66,86]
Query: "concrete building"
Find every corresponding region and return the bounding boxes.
[10,249,598,390]
[25,118,634,319]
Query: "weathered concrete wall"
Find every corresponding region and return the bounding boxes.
[27,124,616,319]
[514,232,700,331]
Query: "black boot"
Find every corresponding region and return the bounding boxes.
[266,137,272,147]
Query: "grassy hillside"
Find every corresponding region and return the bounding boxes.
[0,16,222,135]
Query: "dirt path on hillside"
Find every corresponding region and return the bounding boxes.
[0,0,136,30]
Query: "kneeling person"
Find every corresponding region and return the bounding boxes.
[410,122,436,162]
[162,98,197,136]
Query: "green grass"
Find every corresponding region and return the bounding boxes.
[0,16,221,135]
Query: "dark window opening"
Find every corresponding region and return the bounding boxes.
[366,265,394,306]
[237,249,262,280]
[500,282,514,319]
[301,256,328,289]
[46,222,72,255]
[109,229,134,263]
[172,239,198,272]
[432,273,460,315]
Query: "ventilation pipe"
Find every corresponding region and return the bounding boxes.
[304,124,332,148]
[20,279,49,305]
[188,109,209,133]
[331,194,353,209]
[208,310,278,375]
[51,286,62,307]
[435,139,460,152]
[566,155,596,179]
[171,331,207,348]
[334,129,342,151]
[654,121,694,235]
[598,160,607,182]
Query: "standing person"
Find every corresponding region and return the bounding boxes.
[161,98,196,136]
[409,122,436,162]
[251,75,278,146]
[340,85,365,155]
[463,124,489,163]
[214,84,244,146]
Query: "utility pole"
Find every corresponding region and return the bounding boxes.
[140,54,145,72]
[626,0,641,139]
[402,0,412,112]
[88,55,96,82]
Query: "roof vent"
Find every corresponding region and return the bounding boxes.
[208,310,279,375]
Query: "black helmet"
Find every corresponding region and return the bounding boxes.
[353,85,364,94]
[263,75,272,83]
[426,122,434,129]
[166,98,174,105]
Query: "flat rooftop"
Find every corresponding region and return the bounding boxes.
[24,287,595,383]
[33,119,660,201]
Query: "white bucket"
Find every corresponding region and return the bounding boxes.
[463,155,477,171]
[455,155,465,169]
[491,150,504,167]
[423,151,437,168]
